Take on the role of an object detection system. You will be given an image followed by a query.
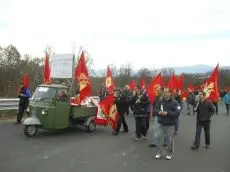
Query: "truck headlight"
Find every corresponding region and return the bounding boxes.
[41,109,48,115]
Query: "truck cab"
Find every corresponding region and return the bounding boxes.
[24,84,70,136]
[23,84,97,137]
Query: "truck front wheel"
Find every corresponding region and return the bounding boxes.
[24,125,38,137]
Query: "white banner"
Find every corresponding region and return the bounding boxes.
[50,54,74,78]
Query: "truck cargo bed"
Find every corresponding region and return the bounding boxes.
[71,105,97,119]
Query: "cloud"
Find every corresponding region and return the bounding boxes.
[0,0,230,69]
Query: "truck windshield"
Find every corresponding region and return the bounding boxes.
[31,87,56,101]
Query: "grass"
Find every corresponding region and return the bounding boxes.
[0,109,17,119]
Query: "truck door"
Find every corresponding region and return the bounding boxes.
[54,89,70,129]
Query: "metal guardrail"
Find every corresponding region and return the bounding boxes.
[0,98,19,110]
[0,96,100,111]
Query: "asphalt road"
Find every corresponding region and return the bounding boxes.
[0,103,230,172]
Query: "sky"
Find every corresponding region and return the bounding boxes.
[0,0,230,70]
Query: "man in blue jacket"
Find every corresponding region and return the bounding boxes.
[153,88,181,160]
[223,90,230,115]
[15,82,31,124]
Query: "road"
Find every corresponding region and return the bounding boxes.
[0,103,230,172]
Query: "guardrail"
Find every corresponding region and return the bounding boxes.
[0,96,100,111]
[0,99,19,110]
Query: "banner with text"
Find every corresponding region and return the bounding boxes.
[50,54,74,78]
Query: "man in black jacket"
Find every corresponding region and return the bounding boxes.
[191,91,215,150]
[153,88,181,160]
[133,86,149,140]
[113,87,133,135]
[123,85,132,116]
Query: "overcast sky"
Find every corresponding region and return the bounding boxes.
[0,0,230,70]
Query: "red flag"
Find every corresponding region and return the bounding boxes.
[105,65,115,94]
[203,64,219,102]
[167,72,177,91]
[98,95,119,130]
[181,84,195,100]
[90,98,108,126]
[146,73,162,104]
[187,84,195,92]
[139,77,146,88]
[75,51,92,102]
[23,73,29,88]
[177,74,184,95]
[129,80,136,91]
[43,52,51,84]
[162,78,167,88]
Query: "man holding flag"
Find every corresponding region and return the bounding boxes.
[191,91,215,150]
[113,86,132,135]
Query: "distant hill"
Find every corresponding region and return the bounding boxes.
[93,64,230,76]
[173,65,230,74]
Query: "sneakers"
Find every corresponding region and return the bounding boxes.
[112,131,118,135]
[205,145,210,149]
[135,137,142,141]
[165,154,172,160]
[191,144,199,150]
[149,144,157,148]
[155,153,173,160]
[142,136,148,140]
[155,154,161,159]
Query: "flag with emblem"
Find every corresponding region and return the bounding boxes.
[75,50,92,102]
[98,94,119,130]
[203,64,219,102]
[105,65,115,94]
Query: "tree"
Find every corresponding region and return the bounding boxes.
[161,67,175,76]
[0,45,21,66]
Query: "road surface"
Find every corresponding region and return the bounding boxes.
[0,103,229,172]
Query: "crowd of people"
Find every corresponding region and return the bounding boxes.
[15,81,230,160]
[98,83,230,160]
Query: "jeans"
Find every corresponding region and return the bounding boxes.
[152,116,168,145]
[17,104,27,123]
[146,112,150,132]
[213,102,218,114]
[225,104,229,115]
[115,111,128,133]
[194,120,211,146]
[155,124,175,155]
[187,103,195,115]
[174,117,179,132]
[135,117,147,138]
